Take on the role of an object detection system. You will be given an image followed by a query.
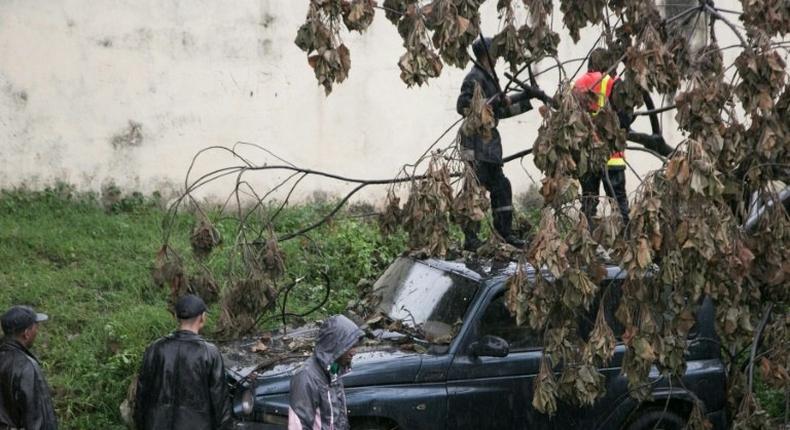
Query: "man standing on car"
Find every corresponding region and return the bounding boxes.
[0,305,58,430]
[288,315,364,430]
[134,294,231,430]
[575,48,673,232]
[457,37,552,250]
[574,48,631,230]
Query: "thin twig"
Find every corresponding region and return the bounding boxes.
[747,304,774,394]
[632,105,676,116]
[408,118,463,178]
[502,148,533,163]
[704,4,751,54]
[625,145,668,162]
[625,159,644,184]
[665,5,704,25]
[233,141,298,168]
[277,183,372,241]
[712,6,743,15]
[269,173,309,225]
[372,4,404,17]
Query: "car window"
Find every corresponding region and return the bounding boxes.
[478,293,542,350]
[373,258,479,343]
[479,276,704,355]
[584,280,698,341]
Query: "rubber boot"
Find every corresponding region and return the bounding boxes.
[495,210,526,248]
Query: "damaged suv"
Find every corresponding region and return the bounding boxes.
[224,256,728,430]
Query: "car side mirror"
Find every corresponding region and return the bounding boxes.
[470,335,509,357]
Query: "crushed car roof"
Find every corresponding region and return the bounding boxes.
[415,257,627,283]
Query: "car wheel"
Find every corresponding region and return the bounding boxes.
[625,408,686,430]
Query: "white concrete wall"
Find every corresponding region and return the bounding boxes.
[0,0,744,203]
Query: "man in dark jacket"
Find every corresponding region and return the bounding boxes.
[0,305,58,430]
[457,37,551,250]
[134,295,231,430]
[288,315,364,430]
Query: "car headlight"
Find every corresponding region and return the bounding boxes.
[240,389,254,416]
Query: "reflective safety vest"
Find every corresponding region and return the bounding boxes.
[608,150,626,167]
[574,71,625,168]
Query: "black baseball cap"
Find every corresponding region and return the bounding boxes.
[174,295,207,319]
[1,306,49,336]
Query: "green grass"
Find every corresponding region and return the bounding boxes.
[0,186,171,428]
[0,185,407,429]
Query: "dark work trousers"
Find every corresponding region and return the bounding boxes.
[467,161,514,240]
[581,167,629,230]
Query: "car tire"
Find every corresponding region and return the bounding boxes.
[625,408,686,430]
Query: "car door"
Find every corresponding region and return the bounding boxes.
[553,278,629,429]
[445,285,553,430]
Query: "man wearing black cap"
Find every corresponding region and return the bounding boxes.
[457,37,552,251]
[134,295,231,430]
[0,305,58,430]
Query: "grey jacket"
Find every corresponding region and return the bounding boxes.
[288,316,364,430]
[0,339,58,430]
[456,65,533,164]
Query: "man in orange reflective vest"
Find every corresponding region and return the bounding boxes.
[574,49,631,230]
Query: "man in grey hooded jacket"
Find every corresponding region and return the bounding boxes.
[288,315,364,430]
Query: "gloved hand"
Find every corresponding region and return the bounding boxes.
[510,86,546,101]
[508,91,531,104]
[517,86,556,107]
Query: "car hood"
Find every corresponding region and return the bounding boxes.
[252,346,424,395]
[221,324,425,395]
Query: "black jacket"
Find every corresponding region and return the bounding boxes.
[0,339,58,430]
[456,65,532,164]
[134,331,231,430]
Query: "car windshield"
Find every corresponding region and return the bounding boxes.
[371,258,479,344]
